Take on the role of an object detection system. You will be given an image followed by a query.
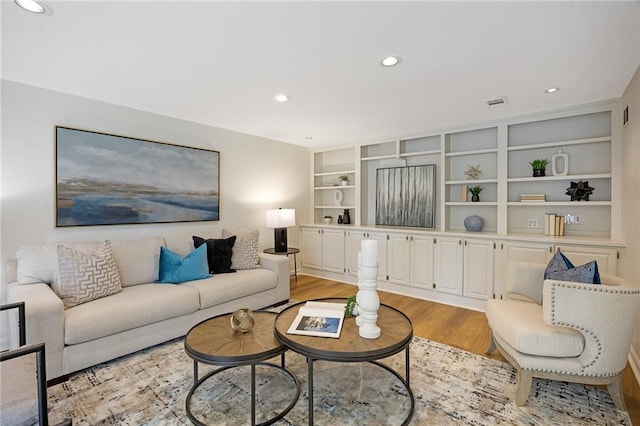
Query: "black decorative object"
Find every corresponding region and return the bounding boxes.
[566,181,594,201]
[342,209,351,224]
[337,215,343,224]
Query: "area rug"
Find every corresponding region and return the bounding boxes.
[47,334,629,425]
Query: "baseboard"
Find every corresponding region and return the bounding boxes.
[629,346,640,387]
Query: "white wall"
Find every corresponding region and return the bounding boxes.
[622,66,640,361]
[0,80,310,289]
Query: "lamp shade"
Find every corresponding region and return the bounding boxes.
[265,208,296,228]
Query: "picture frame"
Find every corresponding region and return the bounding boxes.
[375,164,436,228]
[55,126,219,227]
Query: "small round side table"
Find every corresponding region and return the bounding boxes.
[263,247,300,281]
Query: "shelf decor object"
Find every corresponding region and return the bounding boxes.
[338,175,350,186]
[551,150,569,176]
[566,181,594,201]
[230,308,255,333]
[469,186,483,202]
[464,215,484,232]
[356,239,381,339]
[265,208,296,252]
[323,215,332,224]
[529,158,550,177]
[333,189,344,206]
[464,164,483,180]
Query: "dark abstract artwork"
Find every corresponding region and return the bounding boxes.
[376,165,435,228]
[56,127,219,227]
[566,181,594,201]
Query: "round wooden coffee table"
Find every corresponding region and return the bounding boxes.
[184,311,300,426]
[274,298,414,425]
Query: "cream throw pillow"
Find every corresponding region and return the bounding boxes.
[53,240,123,309]
[221,229,260,270]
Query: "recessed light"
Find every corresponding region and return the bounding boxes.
[15,0,45,14]
[305,136,313,140]
[545,87,560,93]
[381,56,400,67]
[273,94,290,103]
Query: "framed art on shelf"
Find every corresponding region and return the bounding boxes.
[55,126,220,227]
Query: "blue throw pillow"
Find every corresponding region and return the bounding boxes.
[544,251,601,284]
[157,245,210,284]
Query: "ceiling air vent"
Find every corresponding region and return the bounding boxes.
[486,97,507,107]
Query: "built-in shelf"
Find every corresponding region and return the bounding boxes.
[445,148,498,157]
[399,149,441,158]
[314,185,356,190]
[507,173,611,183]
[446,179,499,185]
[361,154,397,162]
[446,202,498,206]
[507,201,611,206]
[507,136,610,152]
[315,205,357,209]
[314,170,356,177]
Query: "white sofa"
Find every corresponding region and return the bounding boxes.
[4,234,290,380]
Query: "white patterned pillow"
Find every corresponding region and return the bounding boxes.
[221,229,260,270]
[53,240,123,309]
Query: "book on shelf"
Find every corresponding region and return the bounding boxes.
[544,213,565,236]
[461,184,468,202]
[520,193,546,202]
[287,301,346,338]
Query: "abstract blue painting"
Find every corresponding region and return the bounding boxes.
[56,127,219,226]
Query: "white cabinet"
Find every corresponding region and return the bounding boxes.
[409,235,435,289]
[434,237,464,295]
[435,236,495,299]
[387,234,412,285]
[345,230,387,280]
[555,245,619,275]
[462,238,494,300]
[300,227,345,273]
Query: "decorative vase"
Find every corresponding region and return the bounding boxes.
[333,189,344,206]
[471,195,480,202]
[342,209,351,224]
[464,215,484,232]
[340,180,348,186]
[230,308,254,333]
[337,215,343,224]
[552,149,569,176]
[323,217,332,224]
[532,169,545,177]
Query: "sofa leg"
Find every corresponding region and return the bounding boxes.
[607,374,627,410]
[515,368,532,406]
[485,332,496,354]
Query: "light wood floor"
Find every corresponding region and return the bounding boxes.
[291,274,640,425]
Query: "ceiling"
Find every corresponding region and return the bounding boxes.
[2,1,639,148]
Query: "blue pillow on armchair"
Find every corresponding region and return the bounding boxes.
[157,244,210,284]
[544,251,601,284]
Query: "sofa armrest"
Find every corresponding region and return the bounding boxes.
[542,280,640,375]
[6,282,65,379]
[258,253,290,304]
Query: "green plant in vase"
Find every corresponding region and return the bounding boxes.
[529,159,550,177]
[469,186,483,202]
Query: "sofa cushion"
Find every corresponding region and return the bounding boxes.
[192,235,236,274]
[485,298,584,357]
[222,229,260,270]
[111,237,164,287]
[182,268,277,309]
[157,245,210,284]
[64,283,200,345]
[16,241,99,285]
[53,241,123,309]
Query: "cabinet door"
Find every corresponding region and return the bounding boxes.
[434,237,463,295]
[300,228,322,269]
[555,245,619,275]
[321,229,345,273]
[463,239,494,300]
[367,232,388,281]
[410,235,434,289]
[387,234,411,285]
[345,231,366,276]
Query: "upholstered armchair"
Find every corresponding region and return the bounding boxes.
[1,302,72,426]
[485,261,640,410]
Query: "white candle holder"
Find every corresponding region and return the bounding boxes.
[356,240,380,339]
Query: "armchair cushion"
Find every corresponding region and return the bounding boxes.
[485,298,584,357]
[544,251,601,284]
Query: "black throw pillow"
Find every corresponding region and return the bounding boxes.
[192,235,236,274]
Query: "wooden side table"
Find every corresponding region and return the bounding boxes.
[263,247,300,281]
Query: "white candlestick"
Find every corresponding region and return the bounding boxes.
[361,239,377,267]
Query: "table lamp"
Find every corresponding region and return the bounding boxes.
[265,208,296,253]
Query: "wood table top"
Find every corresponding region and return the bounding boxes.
[274,298,413,361]
[184,311,285,365]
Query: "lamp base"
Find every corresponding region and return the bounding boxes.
[274,228,288,253]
